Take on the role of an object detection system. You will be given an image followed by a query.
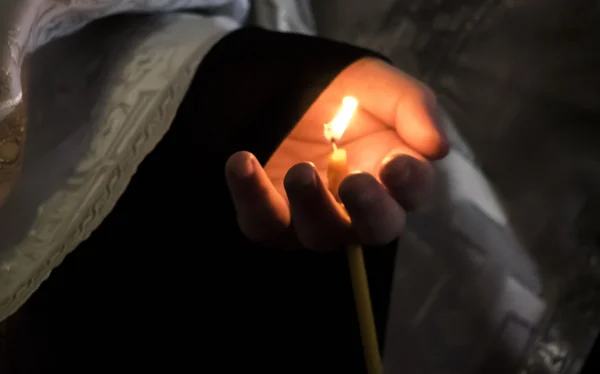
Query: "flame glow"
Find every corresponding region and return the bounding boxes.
[324,96,358,142]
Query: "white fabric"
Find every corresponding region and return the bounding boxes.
[26,0,248,52]
[0,0,249,120]
[252,0,316,34]
[0,0,319,323]
[0,2,244,321]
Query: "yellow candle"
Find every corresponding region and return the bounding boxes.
[324,96,357,202]
[324,96,382,374]
[327,146,348,202]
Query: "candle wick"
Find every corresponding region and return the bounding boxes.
[331,139,338,152]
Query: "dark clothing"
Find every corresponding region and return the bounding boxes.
[2,28,394,374]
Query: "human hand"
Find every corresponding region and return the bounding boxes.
[225,58,449,250]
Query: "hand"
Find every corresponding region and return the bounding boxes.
[225,58,449,250]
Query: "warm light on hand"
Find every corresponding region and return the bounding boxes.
[228,57,447,251]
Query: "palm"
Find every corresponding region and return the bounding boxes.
[264,80,421,199]
[265,124,406,199]
[263,60,442,200]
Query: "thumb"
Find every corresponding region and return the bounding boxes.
[225,151,290,243]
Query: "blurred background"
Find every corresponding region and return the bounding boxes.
[312,0,600,284]
[310,0,600,372]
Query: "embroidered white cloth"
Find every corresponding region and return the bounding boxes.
[0,0,249,319]
[0,0,320,322]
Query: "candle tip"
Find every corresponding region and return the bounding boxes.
[331,140,338,152]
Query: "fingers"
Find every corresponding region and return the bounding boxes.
[339,173,405,245]
[284,162,350,251]
[336,58,449,159]
[227,154,434,250]
[379,154,435,211]
[337,155,434,245]
[225,151,291,243]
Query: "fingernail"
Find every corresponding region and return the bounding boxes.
[339,173,380,210]
[381,155,413,185]
[397,158,412,184]
[237,155,255,178]
[380,155,433,211]
[427,104,450,153]
[284,163,317,192]
[228,152,256,180]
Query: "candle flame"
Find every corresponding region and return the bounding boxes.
[324,96,358,142]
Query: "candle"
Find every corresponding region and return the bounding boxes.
[324,96,382,374]
[324,96,357,201]
[327,144,348,202]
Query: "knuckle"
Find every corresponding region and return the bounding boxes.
[339,173,381,208]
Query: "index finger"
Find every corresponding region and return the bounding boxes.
[333,58,449,159]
